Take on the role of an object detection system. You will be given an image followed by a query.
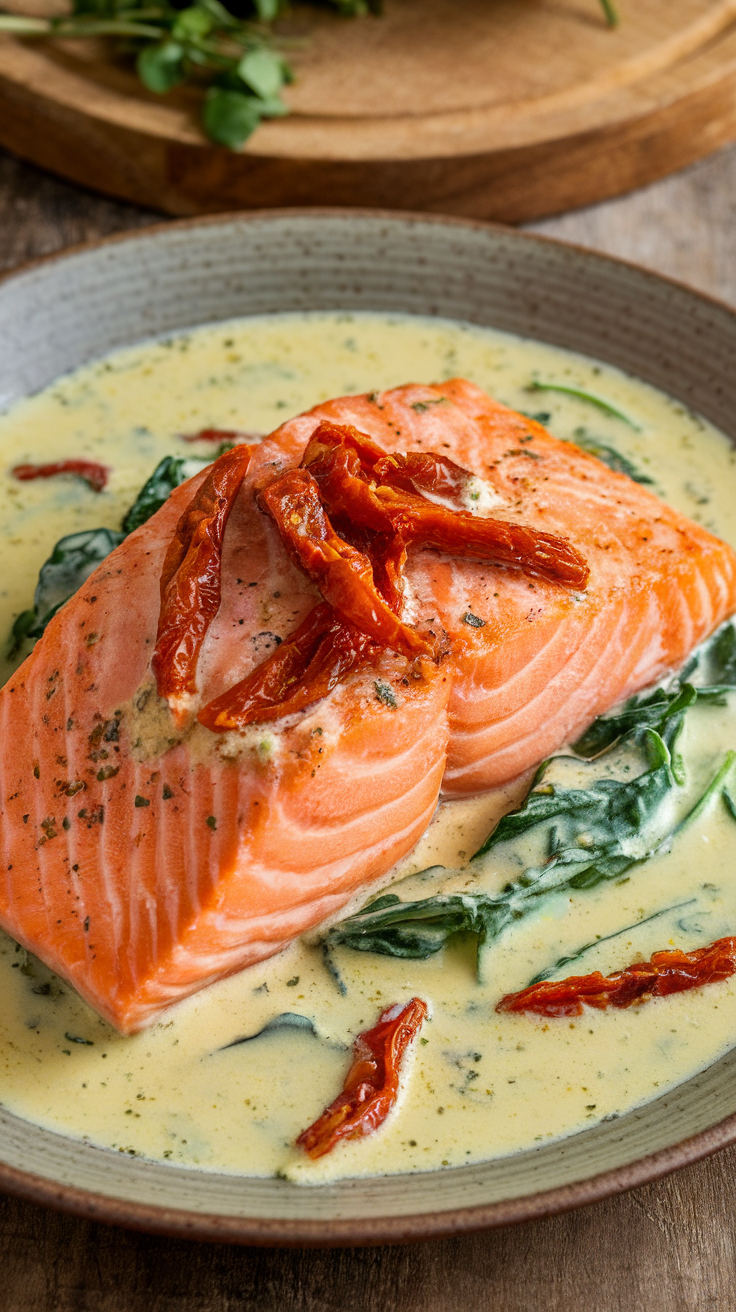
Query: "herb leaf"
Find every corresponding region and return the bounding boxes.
[0,1,621,149]
[8,453,210,658]
[121,454,209,534]
[527,381,640,430]
[572,621,736,764]
[566,430,653,484]
[8,526,126,654]
[137,41,185,93]
[203,87,264,149]
[324,735,735,978]
[219,1011,345,1049]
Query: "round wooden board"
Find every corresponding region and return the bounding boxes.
[2,0,736,220]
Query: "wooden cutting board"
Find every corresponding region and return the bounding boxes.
[1,0,736,221]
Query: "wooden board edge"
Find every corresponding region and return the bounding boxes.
[1,41,736,220]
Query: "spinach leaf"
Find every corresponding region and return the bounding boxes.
[324,740,734,979]
[572,621,736,762]
[571,683,697,765]
[9,527,125,655]
[526,381,640,430]
[473,728,675,861]
[218,1011,344,1050]
[527,897,697,985]
[121,454,209,533]
[326,890,492,961]
[705,621,736,686]
[566,429,654,485]
[8,453,211,656]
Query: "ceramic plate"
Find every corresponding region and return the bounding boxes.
[1,211,736,1246]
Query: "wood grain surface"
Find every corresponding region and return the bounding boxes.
[4,0,736,221]
[2,143,736,1309]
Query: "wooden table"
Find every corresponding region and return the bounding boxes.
[2,145,736,1311]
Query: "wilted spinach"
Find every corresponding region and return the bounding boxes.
[565,429,654,485]
[121,454,210,533]
[8,452,211,656]
[8,527,125,656]
[325,720,736,978]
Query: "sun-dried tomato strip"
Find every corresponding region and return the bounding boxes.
[258,469,430,658]
[305,423,474,506]
[496,936,736,1018]
[198,602,374,731]
[374,450,474,505]
[379,495,590,588]
[296,997,428,1160]
[302,421,589,589]
[12,460,110,493]
[152,443,253,706]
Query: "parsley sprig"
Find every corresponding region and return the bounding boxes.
[0,0,619,150]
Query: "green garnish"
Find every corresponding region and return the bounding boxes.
[572,621,736,765]
[0,0,620,150]
[7,452,211,659]
[219,1010,345,1050]
[122,454,210,533]
[462,612,486,628]
[324,621,736,979]
[527,381,640,430]
[0,0,292,150]
[8,527,125,657]
[566,430,653,484]
[374,680,397,709]
[325,740,732,978]
[527,898,698,985]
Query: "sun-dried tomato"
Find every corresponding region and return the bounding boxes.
[12,460,110,493]
[258,469,430,658]
[496,936,736,1017]
[374,449,476,505]
[302,421,589,589]
[305,422,474,506]
[296,997,428,1159]
[152,443,253,709]
[171,417,590,732]
[198,602,375,731]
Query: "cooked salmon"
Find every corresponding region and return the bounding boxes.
[0,438,450,1031]
[272,380,736,791]
[1,381,734,1031]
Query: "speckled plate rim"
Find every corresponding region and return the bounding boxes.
[2,1107,736,1246]
[2,209,736,1247]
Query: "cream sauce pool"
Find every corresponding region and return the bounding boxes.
[1,311,736,1184]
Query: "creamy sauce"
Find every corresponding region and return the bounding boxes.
[1,310,736,1184]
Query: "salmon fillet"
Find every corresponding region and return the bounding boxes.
[1,380,734,1031]
[272,379,736,791]
[0,440,449,1031]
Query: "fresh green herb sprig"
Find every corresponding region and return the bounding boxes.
[0,0,293,149]
[0,0,619,149]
